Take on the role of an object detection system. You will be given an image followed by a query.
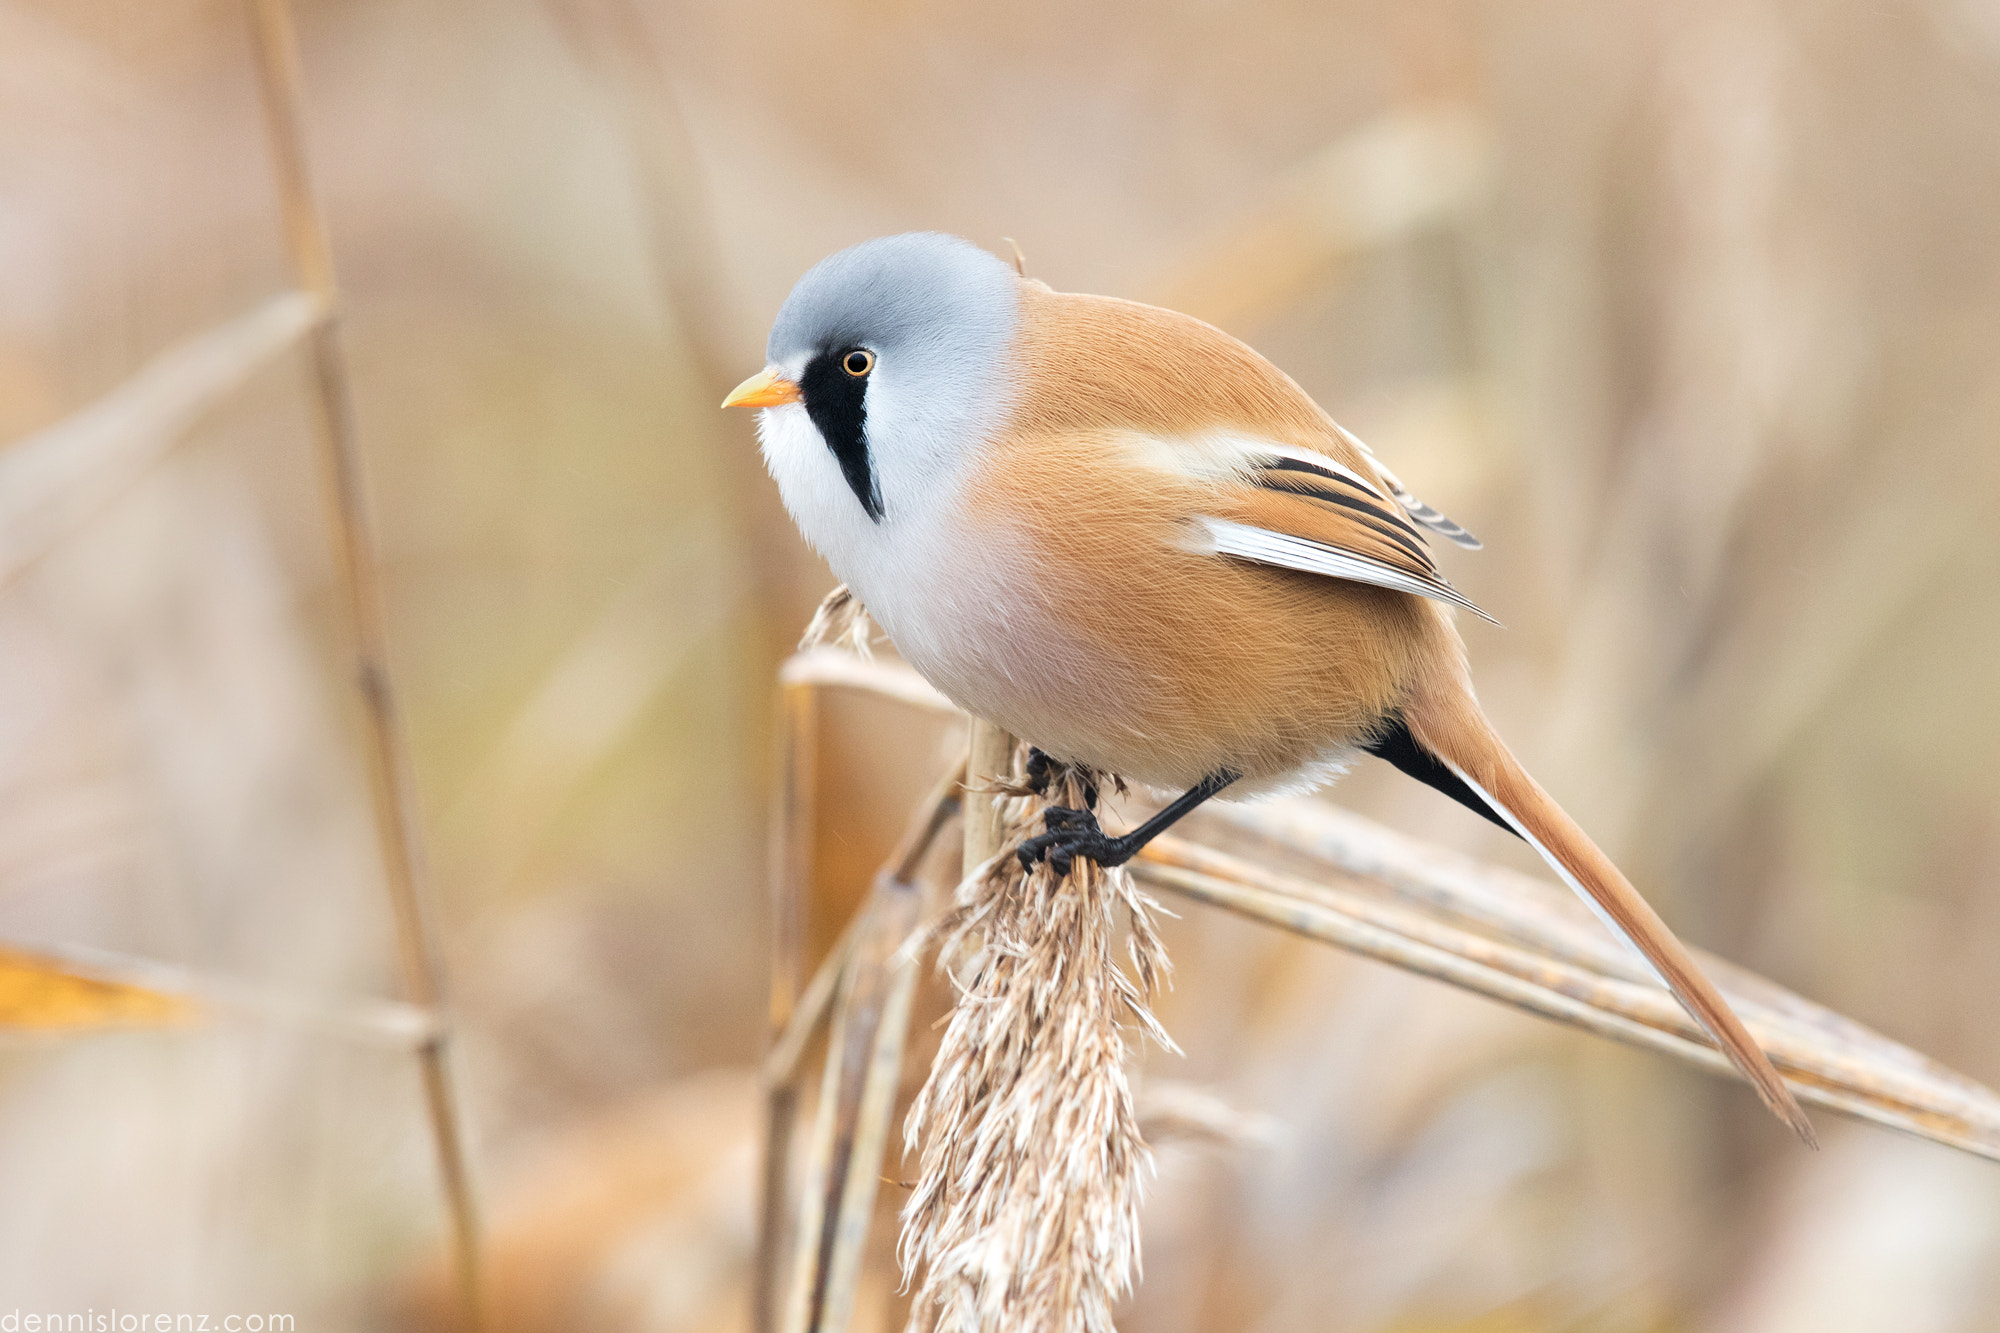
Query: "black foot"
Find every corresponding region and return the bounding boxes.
[1018,768,1239,879]
[1017,806,1136,877]
[1025,747,1054,795]
[1024,747,1099,808]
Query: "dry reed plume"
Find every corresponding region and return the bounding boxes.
[900,759,1176,1333]
[798,583,876,658]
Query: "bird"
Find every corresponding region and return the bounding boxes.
[723,231,1815,1146]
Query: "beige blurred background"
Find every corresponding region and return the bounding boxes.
[5,0,2000,1328]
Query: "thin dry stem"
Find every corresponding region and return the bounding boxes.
[777,650,2000,1167]
[1134,831,2000,1162]
[759,677,821,1333]
[961,720,1017,880]
[800,584,877,659]
[901,763,1176,1333]
[779,764,964,1333]
[0,940,440,1048]
[762,917,860,1093]
[244,0,481,1323]
[809,879,928,1333]
[0,292,324,590]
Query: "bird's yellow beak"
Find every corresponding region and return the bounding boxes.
[721,368,802,409]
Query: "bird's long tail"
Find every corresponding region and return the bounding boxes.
[1407,683,1817,1147]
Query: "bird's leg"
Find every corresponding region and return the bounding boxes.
[1019,770,1236,877]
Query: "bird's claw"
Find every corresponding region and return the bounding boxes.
[1017,806,1131,876]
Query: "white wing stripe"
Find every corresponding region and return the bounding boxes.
[1433,755,1669,987]
[1197,517,1496,622]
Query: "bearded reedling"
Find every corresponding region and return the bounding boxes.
[725,232,1814,1145]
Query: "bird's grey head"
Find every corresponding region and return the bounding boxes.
[753,233,1020,525]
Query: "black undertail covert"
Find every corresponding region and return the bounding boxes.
[1363,714,1519,836]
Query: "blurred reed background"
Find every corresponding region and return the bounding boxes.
[5,0,2000,1328]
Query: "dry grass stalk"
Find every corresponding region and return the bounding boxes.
[0,291,324,589]
[961,719,1017,881]
[1131,1080,1283,1151]
[778,648,2000,1167]
[800,583,878,659]
[763,915,862,1092]
[780,648,955,715]
[244,0,482,1321]
[787,880,927,1333]
[0,940,441,1047]
[0,945,197,1032]
[759,675,822,1333]
[1135,828,2000,1162]
[778,764,963,1333]
[900,760,1176,1333]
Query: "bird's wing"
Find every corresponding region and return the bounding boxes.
[1331,423,1483,551]
[1190,440,1496,623]
[1005,285,1484,600]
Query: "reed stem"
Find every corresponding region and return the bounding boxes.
[243,2,481,1323]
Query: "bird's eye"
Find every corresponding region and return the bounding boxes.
[841,349,875,378]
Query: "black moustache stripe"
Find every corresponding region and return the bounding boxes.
[800,352,882,521]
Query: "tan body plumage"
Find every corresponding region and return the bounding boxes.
[730,232,1816,1146]
[948,282,1453,793]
